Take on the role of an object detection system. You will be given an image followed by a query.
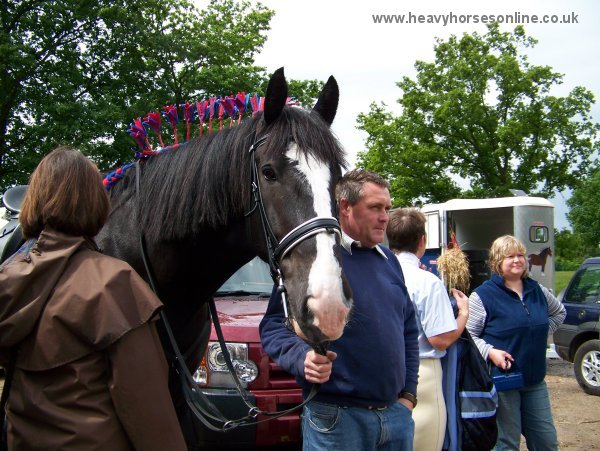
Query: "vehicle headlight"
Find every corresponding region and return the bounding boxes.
[233,359,259,383]
[193,357,208,385]
[197,342,258,387]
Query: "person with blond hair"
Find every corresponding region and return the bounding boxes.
[0,147,186,450]
[467,235,565,451]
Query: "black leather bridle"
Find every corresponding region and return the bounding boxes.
[135,132,342,432]
[245,133,341,330]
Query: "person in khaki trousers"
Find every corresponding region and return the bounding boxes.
[388,208,469,451]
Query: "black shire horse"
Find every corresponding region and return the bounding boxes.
[96,68,353,383]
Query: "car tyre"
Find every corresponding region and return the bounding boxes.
[573,339,600,396]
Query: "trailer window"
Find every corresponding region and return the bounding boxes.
[423,212,440,248]
[529,226,549,243]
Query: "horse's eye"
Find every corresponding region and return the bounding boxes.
[262,166,277,182]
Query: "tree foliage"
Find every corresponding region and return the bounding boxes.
[567,166,600,248]
[554,228,597,270]
[357,24,599,207]
[0,0,277,192]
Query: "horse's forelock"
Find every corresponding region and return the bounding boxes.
[263,107,347,169]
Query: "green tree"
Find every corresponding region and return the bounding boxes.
[357,24,599,207]
[567,166,600,248]
[554,228,596,270]
[0,0,274,192]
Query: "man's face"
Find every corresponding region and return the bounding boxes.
[341,182,391,248]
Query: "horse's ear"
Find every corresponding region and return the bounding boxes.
[312,75,339,126]
[264,67,288,126]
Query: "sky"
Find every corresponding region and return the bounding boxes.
[211,0,600,229]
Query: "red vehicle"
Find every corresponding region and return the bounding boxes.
[192,258,303,448]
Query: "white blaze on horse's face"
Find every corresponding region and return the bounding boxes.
[286,144,350,341]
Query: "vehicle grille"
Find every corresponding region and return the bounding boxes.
[248,343,300,390]
[267,360,299,389]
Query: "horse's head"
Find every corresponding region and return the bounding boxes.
[251,68,352,345]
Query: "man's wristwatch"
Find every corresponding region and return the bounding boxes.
[400,391,417,408]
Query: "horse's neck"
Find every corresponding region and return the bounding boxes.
[152,223,257,292]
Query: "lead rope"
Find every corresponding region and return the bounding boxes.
[134,155,324,432]
[207,299,324,424]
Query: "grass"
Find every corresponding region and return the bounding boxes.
[555,270,575,295]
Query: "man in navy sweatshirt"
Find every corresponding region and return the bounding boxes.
[260,169,419,451]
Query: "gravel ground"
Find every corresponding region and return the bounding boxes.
[537,358,600,451]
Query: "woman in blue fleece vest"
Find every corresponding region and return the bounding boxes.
[467,235,566,451]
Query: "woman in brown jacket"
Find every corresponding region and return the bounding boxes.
[0,147,187,450]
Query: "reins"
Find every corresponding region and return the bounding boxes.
[133,132,339,431]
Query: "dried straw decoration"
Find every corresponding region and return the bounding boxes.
[437,246,470,293]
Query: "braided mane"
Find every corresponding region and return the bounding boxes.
[103,93,269,189]
[106,102,346,242]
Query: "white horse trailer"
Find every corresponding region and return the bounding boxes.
[420,196,555,293]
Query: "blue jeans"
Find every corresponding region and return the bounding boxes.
[494,381,558,451]
[302,400,414,451]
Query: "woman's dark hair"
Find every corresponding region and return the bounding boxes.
[20,147,110,239]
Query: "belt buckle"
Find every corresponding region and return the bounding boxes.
[367,405,388,411]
